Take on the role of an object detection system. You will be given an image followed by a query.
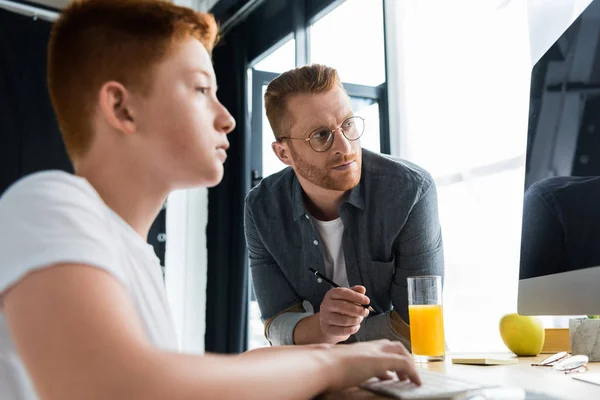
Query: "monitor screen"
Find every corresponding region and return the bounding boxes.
[518,0,600,315]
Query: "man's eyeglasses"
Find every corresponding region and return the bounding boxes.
[278,116,365,153]
[532,352,589,374]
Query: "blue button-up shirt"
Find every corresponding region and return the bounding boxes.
[244,149,444,346]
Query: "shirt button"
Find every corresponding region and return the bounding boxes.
[313,240,319,245]
[305,214,309,219]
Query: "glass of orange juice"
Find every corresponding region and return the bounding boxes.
[407,275,445,362]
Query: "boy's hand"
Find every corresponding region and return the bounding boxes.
[323,339,421,392]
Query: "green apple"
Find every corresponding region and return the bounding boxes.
[499,313,545,356]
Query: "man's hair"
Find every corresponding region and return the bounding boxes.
[264,64,344,139]
[47,0,219,161]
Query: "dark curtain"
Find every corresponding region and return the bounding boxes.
[0,8,166,266]
[0,9,72,193]
[205,22,251,354]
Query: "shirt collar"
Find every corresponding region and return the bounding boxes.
[291,172,366,222]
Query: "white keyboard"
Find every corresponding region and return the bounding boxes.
[360,369,525,400]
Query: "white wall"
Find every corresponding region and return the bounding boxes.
[165,188,209,353]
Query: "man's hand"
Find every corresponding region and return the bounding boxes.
[319,285,371,343]
[323,339,421,392]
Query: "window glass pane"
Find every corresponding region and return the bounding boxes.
[438,168,524,351]
[395,3,531,351]
[351,97,380,153]
[310,0,385,86]
[254,37,295,74]
[248,301,269,350]
[399,3,529,179]
[262,85,287,178]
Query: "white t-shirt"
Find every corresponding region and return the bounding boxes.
[311,217,350,288]
[0,171,177,400]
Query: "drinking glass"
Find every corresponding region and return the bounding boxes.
[408,275,445,362]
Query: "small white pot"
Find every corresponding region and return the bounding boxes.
[569,318,600,361]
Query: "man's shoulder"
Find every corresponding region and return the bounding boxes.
[362,149,434,196]
[245,166,295,207]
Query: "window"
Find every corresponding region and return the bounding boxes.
[253,37,296,179]
[390,1,531,351]
[310,0,385,86]
[351,98,381,154]
[254,38,295,74]
[310,0,386,153]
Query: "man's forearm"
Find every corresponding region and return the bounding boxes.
[265,304,314,345]
[293,313,328,345]
[266,302,352,346]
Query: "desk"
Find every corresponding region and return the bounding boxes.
[324,354,600,400]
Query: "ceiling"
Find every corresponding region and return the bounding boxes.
[18,0,256,31]
[27,0,70,10]
[22,0,221,11]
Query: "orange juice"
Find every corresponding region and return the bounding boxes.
[408,304,445,357]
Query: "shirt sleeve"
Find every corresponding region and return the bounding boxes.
[244,198,307,345]
[0,172,127,297]
[391,176,445,323]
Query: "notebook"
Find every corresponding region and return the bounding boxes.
[451,357,519,365]
[572,373,600,386]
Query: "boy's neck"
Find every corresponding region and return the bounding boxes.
[76,158,169,239]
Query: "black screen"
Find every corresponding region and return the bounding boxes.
[520,0,600,280]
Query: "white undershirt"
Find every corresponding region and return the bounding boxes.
[311,216,350,288]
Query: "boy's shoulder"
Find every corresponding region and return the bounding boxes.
[1,170,97,206]
[0,170,108,232]
[0,170,128,297]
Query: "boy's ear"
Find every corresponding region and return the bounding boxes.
[98,81,136,135]
[272,141,294,167]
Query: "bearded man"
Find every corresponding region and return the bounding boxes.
[244,64,445,348]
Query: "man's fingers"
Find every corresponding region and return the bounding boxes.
[321,312,363,327]
[324,298,368,317]
[321,323,360,337]
[328,287,370,305]
[351,285,366,295]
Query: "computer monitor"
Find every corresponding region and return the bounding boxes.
[518,0,600,316]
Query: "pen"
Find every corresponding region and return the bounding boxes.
[308,267,376,313]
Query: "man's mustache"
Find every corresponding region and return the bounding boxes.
[326,153,359,168]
